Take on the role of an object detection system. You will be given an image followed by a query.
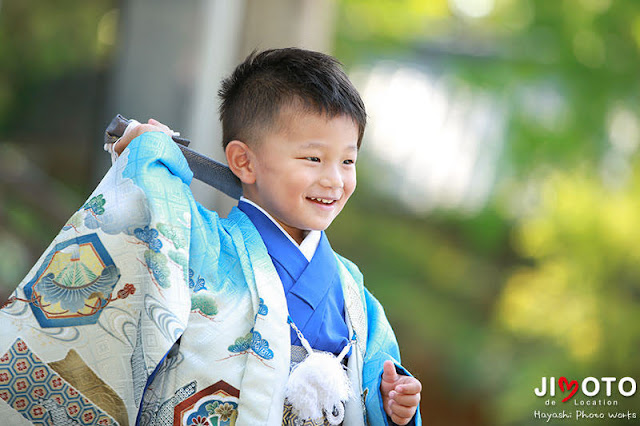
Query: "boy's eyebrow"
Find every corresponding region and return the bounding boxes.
[299,141,358,151]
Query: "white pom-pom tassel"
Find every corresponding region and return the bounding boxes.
[285,351,354,425]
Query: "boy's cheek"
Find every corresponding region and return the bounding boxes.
[344,176,357,197]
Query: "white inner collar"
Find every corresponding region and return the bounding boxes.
[240,196,321,261]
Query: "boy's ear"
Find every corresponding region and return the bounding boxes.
[225,140,256,184]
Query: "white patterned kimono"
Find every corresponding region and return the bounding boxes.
[0,132,420,426]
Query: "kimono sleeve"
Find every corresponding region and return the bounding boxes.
[0,131,198,425]
[363,288,422,426]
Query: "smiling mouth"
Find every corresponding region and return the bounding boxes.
[308,197,337,205]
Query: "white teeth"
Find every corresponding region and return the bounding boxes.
[310,197,334,204]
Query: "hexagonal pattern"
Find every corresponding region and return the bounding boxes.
[0,367,14,386]
[12,378,30,394]
[22,234,120,328]
[81,407,97,423]
[0,338,117,425]
[0,389,11,402]
[29,404,46,420]
[66,401,81,417]
[30,385,46,400]
[30,366,49,383]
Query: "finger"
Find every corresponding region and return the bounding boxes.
[121,121,140,140]
[390,391,420,408]
[389,400,416,419]
[395,377,422,394]
[148,118,172,134]
[381,360,398,384]
[114,122,141,155]
[115,123,161,155]
[390,411,413,426]
[383,400,393,418]
[147,118,164,128]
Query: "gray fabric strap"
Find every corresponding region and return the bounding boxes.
[105,114,242,200]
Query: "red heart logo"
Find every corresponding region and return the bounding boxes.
[558,377,578,402]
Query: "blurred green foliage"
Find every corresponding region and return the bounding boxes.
[0,0,115,298]
[331,0,640,424]
[0,0,114,133]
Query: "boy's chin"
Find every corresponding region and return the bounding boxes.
[307,218,336,230]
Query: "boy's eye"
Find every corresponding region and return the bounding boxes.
[343,159,355,165]
[305,157,321,162]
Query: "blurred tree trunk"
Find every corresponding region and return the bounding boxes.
[105,0,337,214]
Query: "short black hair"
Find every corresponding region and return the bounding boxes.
[218,48,366,148]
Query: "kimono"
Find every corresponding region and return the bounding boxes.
[236,199,351,357]
[0,132,421,426]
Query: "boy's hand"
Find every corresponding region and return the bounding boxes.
[113,118,175,155]
[380,360,421,425]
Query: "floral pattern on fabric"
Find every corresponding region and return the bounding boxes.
[174,380,239,426]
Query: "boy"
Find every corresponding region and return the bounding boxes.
[0,48,420,426]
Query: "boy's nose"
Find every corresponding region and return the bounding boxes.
[319,165,344,189]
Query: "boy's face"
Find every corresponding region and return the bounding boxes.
[243,110,358,244]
